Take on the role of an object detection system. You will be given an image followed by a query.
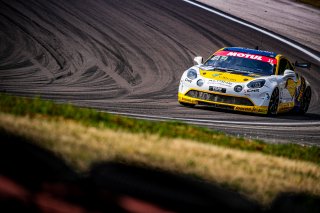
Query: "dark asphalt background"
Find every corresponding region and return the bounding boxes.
[1,0,320,212]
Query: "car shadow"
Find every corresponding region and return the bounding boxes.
[1,128,319,213]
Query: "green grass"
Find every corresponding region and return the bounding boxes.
[1,93,319,164]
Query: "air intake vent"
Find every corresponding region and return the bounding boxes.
[186,90,253,106]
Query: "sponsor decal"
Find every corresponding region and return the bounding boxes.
[297,77,306,101]
[209,86,226,93]
[200,70,254,83]
[248,74,260,77]
[208,79,233,87]
[265,93,270,100]
[278,102,295,112]
[226,52,262,60]
[179,95,197,104]
[215,51,277,65]
[212,56,220,60]
[221,56,228,61]
[185,78,192,83]
[280,102,291,108]
[182,97,191,101]
[234,106,254,112]
[234,106,266,113]
[285,78,296,97]
[246,89,259,93]
[220,75,237,82]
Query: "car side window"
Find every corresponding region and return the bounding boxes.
[278,58,291,75]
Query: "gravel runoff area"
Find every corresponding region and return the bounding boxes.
[197,0,320,52]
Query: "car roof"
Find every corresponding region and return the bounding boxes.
[223,47,278,58]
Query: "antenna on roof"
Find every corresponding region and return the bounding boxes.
[255,46,259,50]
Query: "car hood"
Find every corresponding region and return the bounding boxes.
[199,69,262,83]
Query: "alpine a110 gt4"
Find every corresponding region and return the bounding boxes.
[178,47,311,115]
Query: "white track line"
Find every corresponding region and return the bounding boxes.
[182,0,320,63]
[108,111,320,127]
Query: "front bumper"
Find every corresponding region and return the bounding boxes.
[178,91,268,114]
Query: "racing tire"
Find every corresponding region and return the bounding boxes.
[179,101,195,107]
[298,86,311,115]
[267,88,279,116]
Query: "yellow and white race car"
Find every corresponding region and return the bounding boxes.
[178,47,312,115]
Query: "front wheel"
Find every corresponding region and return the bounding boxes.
[298,87,311,114]
[267,88,279,116]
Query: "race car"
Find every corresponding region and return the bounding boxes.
[178,47,312,115]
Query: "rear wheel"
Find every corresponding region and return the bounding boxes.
[268,88,279,116]
[299,87,311,114]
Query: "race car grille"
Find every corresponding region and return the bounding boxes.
[185,90,254,106]
[198,101,235,110]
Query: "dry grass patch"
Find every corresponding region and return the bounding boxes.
[0,112,320,205]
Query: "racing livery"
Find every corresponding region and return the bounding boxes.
[178,47,312,115]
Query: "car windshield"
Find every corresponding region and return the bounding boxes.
[203,55,275,76]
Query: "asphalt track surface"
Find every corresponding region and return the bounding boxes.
[1,0,320,146]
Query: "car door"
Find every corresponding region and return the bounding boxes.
[277,57,296,108]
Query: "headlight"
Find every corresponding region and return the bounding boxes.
[187,69,197,80]
[234,85,243,92]
[247,79,266,88]
[197,79,204,87]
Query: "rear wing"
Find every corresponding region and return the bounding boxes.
[294,61,311,69]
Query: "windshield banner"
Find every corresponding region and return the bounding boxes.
[215,51,277,64]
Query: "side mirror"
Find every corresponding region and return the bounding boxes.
[294,61,311,69]
[284,69,295,77]
[194,56,203,65]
